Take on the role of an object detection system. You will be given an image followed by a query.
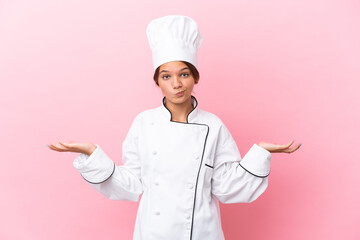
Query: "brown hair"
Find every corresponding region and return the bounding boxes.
[153,61,200,86]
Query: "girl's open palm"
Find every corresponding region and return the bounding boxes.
[47,141,96,155]
[258,140,301,153]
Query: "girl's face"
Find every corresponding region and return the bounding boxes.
[158,61,196,106]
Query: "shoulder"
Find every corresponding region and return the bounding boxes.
[125,107,159,136]
[197,108,234,141]
[197,108,226,128]
[130,106,161,125]
[133,108,154,120]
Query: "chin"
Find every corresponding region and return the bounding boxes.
[168,95,190,105]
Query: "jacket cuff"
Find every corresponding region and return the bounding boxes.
[239,143,271,178]
[73,144,115,184]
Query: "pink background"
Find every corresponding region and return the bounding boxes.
[1,0,359,239]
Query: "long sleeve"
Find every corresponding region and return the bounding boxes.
[211,124,272,203]
[73,116,143,202]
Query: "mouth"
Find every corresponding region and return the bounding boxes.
[176,90,185,96]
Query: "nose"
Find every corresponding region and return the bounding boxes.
[172,76,182,89]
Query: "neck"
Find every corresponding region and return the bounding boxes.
[165,97,194,123]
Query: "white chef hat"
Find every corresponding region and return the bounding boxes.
[146,15,203,72]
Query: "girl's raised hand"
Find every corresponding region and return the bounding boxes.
[258,140,301,153]
[47,141,97,155]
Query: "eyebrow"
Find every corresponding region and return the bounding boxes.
[160,67,189,74]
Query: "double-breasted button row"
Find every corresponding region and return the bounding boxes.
[153,149,159,186]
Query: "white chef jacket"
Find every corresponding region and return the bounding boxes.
[73,96,272,240]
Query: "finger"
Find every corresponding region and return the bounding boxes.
[59,142,69,148]
[284,143,302,153]
[270,143,298,153]
[48,144,56,150]
[284,140,294,148]
[48,143,57,149]
[291,143,302,152]
[50,143,68,152]
[48,144,66,152]
[58,141,82,153]
[277,140,295,150]
[59,141,72,148]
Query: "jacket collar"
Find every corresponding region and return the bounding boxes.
[160,95,199,123]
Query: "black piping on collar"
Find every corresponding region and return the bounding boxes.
[162,95,198,123]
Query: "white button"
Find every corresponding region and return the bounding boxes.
[152,151,157,155]
[187,183,194,189]
[201,127,206,132]
[150,122,154,126]
[155,211,160,215]
[155,181,159,186]
[185,214,191,219]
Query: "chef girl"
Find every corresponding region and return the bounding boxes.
[48,15,301,240]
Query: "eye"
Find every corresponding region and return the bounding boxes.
[162,75,170,80]
[181,73,189,77]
